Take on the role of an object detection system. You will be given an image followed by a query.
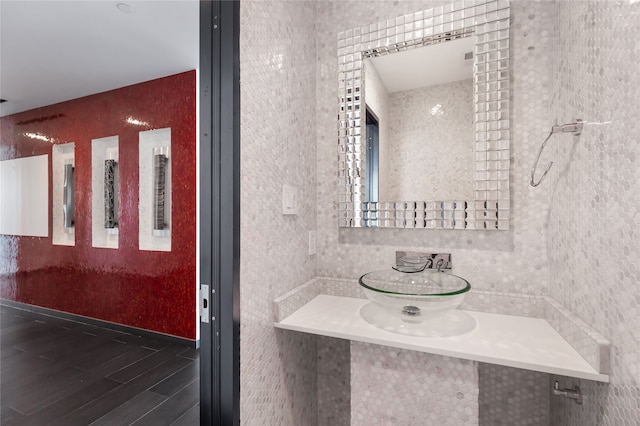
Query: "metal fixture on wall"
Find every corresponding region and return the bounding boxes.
[91,136,119,248]
[553,380,583,404]
[63,162,75,230]
[104,159,118,229]
[530,119,583,187]
[52,143,76,245]
[153,148,169,232]
[139,128,171,251]
[394,251,452,273]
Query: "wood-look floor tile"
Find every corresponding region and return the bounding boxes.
[109,333,172,351]
[177,346,199,360]
[132,380,199,425]
[0,406,26,426]
[0,347,23,361]
[0,305,199,426]
[18,378,121,426]
[88,391,167,426]
[75,344,155,375]
[61,355,191,424]
[1,352,55,390]
[5,360,86,414]
[170,403,200,426]
[149,359,199,397]
[107,345,186,384]
[0,318,42,337]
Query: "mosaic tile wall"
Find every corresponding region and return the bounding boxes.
[386,79,475,201]
[316,1,555,424]
[239,1,319,424]
[351,342,479,425]
[547,1,640,425]
[318,336,351,426]
[544,296,610,375]
[242,0,638,424]
[0,71,197,339]
[317,0,553,304]
[479,363,550,426]
[273,278,320,323]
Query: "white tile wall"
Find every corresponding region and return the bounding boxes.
[351,342,479,425]
[241,0,640,424]
[317,0,552,299]
[318,336,351,426]
[547,1,640,425]
[239,1,319,424]
[479,363,550,426]
[317,0,553,423]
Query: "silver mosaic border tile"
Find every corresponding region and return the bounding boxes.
[337,0,511,230]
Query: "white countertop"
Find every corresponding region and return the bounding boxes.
[275,295,609,382]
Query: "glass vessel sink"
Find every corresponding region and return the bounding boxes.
[359,269,471,323]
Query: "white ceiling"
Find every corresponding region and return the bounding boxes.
[0,0,199,117]
[367,37,474,93]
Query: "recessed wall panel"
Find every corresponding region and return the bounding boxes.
[52,143,75,246]
[0,155,48,237]
[139,128,171,251]
[92,136,119,249]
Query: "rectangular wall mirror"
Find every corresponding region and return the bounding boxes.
[337,0,511,230]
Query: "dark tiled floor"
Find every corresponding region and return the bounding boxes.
[0,305,199,425]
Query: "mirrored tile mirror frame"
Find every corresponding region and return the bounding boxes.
[337,0,510,230]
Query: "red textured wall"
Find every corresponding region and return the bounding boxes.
[0,71,197,340]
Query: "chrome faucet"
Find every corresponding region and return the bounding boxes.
[393,252,452,273]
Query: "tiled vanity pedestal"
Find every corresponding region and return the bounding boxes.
[274,279,610,425]
[352,343,479,425]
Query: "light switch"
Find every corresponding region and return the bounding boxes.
[282,184,298,215]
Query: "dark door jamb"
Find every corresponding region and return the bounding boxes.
[199,1,240,425]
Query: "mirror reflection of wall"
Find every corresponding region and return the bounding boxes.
[364,36,474,202]
[365,109,380,202]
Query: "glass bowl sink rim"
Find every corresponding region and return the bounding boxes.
[358,269,471,297]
